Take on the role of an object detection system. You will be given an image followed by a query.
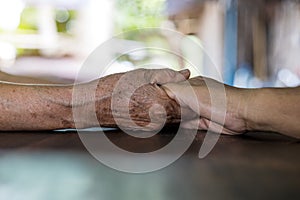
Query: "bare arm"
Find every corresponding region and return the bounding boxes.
[0,83,74,130]
[244,87,300,138]
[0,69,189,131]
[163,76,300,139]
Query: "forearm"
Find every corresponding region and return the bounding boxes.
[243,87,300,138]
[0,83,74,131]
[0,72,184,131]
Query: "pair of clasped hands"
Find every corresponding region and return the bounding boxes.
[134,68,247,136]
[125,68,300,139]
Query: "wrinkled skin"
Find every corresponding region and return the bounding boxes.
[73,69,196,131]
[0,68,193,131]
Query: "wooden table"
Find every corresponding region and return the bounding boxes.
[0,129,299,200]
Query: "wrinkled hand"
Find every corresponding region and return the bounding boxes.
[162,74,248,135]
[142,68,190,84]
[87,68,190,131]
[109,68,191,131]
[74,68,190,129]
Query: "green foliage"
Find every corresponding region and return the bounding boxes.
[55,9,76,33]
[18,7,38,31]
[114,0,166,34]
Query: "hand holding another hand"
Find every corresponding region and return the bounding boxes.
[162,75,248,135]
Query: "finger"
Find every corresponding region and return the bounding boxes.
[205,121,242,135]
[181,118,202,130]
[178,69,190,80]
[161,81,190,99]
[148,68,190,84]
[160,84,176,99]
[181,118,211,130]
[182,118,242,135]
[161,82,191,107]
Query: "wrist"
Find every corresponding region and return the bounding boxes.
[41,85,75,129]
[58,86,75,129]
[241,88,274,132]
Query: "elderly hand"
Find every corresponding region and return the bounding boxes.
[108,68,191,131]
[74,68,192,131]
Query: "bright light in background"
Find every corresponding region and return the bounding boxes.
[55,8,70,23]
[0,42,16,60]
[0,0,24,31]
[278,68,300,87]
[0,42,16,68]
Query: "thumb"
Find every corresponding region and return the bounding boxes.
[178,69,190,80]
[161,82,187,105]
[160,83,177,100]
[162,81,201,116]
[148,68,190,84]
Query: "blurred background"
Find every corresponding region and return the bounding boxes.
[0,1,300,199]
[0,0,299,87]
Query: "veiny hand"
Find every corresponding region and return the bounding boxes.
[109,68,191,130]
[72,69,190,131]
[73,68,192,130]
[162,75,249,135]
[142,68,190,84]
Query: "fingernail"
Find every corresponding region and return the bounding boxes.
[179,69,190,78]
[180,69,190,73]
